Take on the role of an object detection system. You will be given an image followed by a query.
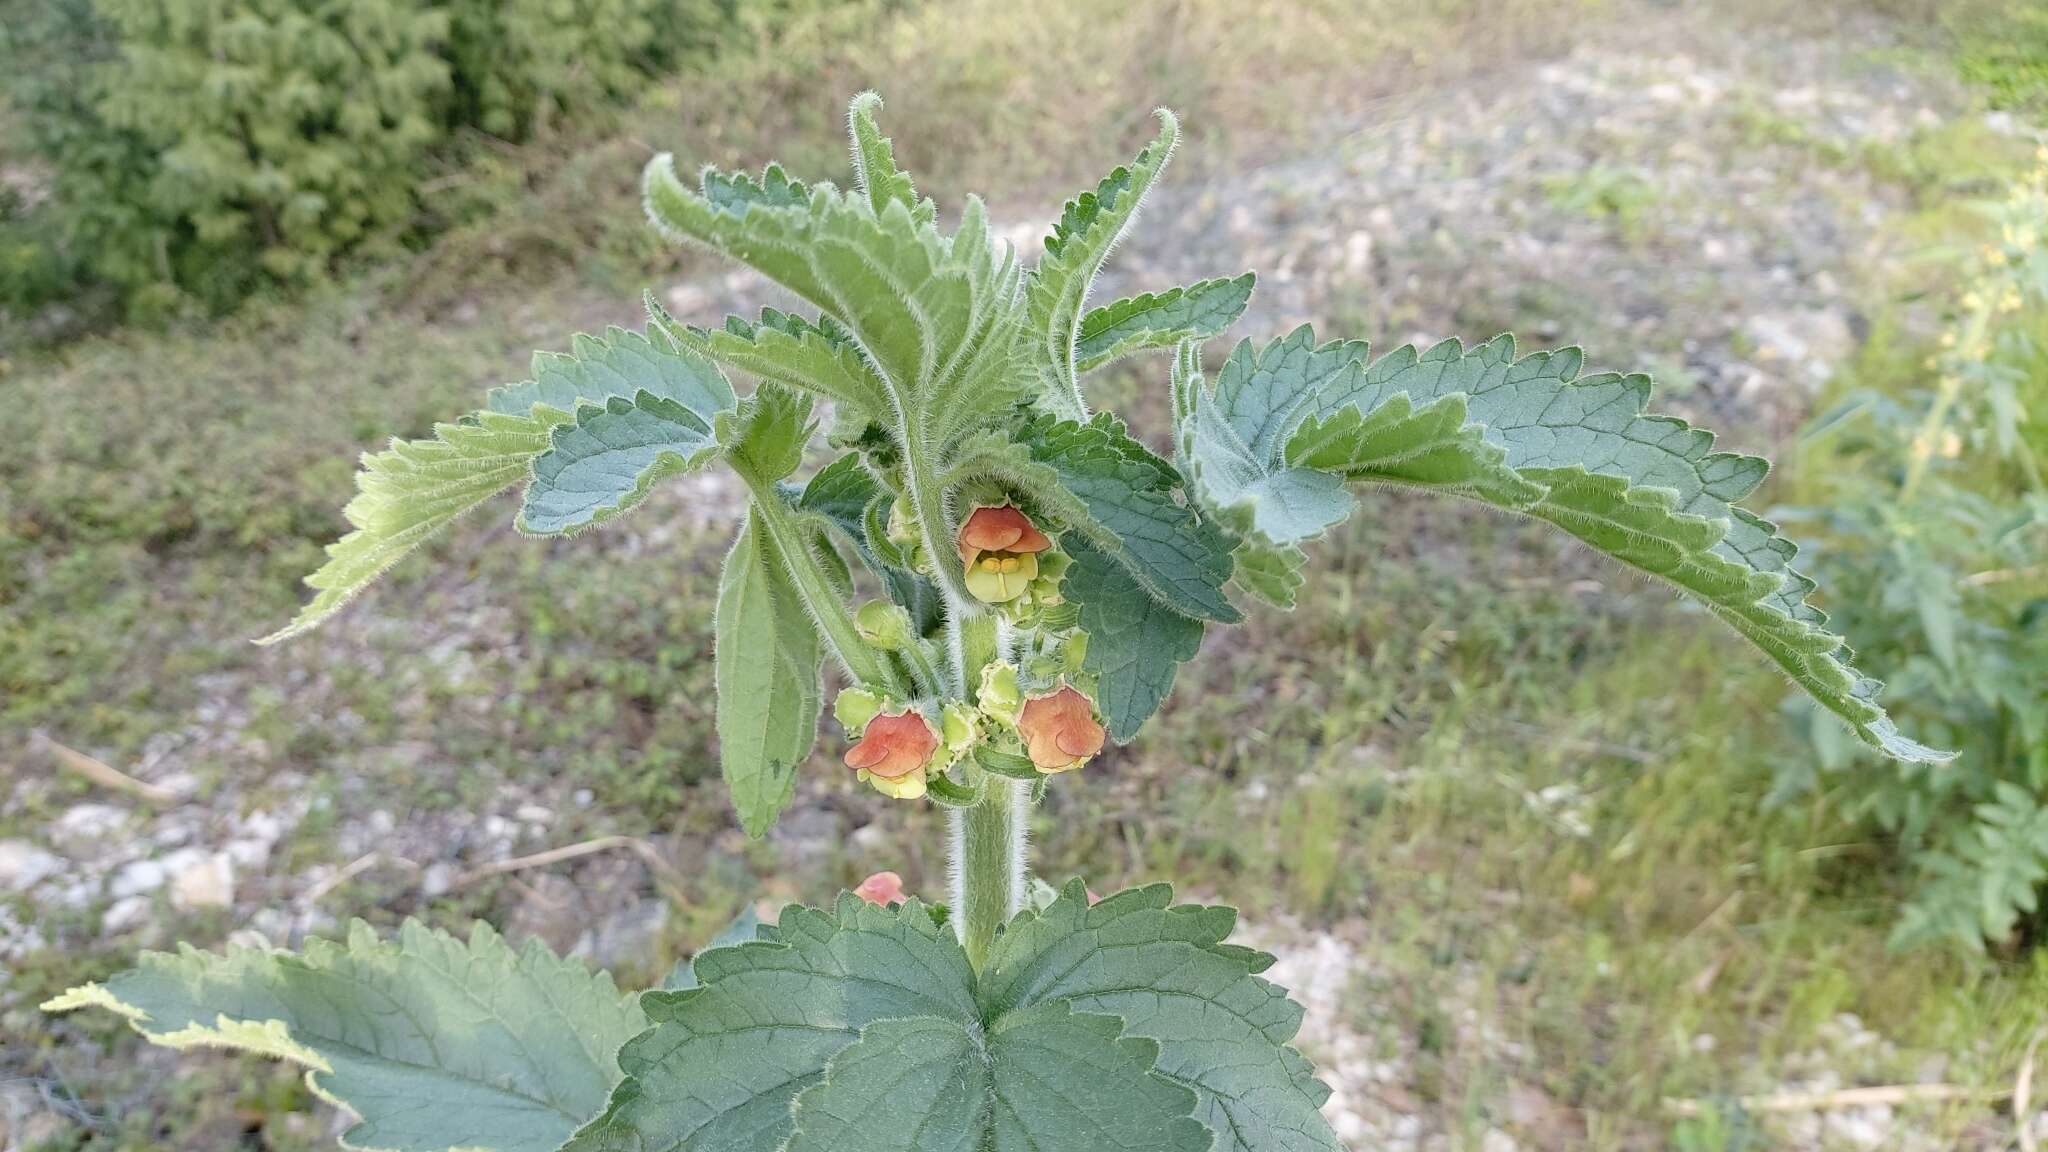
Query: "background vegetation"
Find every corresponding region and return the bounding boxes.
[3,0,2046,1148]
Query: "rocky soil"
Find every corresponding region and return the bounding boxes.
[4,4,2037,1150]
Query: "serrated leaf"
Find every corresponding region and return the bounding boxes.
[1076,272,1255,374]
[784,1005,1208,1152]
[719,380,817,484]
[1231,539,1307,610]
[261,408,564,643]
[1212,326,1947,763]
[716,511,824,838]
[1028,110,1180,420]
[643,154,1024,450]
[490,326,737,423]
[981,881,1338,1152]
[565,897,977,1152]
[44,921,646,1152]
[1068,537,1206,742]
[663,307,892,428]
[1020,412,1242,624]
[664,906,768,991]
[518,391,724,535]
[847,91,934,226]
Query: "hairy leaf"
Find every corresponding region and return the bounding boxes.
[1068,538,1207,742]
[982,882,1340,1152]
[716,512,824,838]
[719,381,817,485]
[642,152,1024,450]
[847,91,933,226]
[661,307,892,429]
[44,921,645,1152]
[1028,110,1179,419]
[1076,272,1255,374]
[1193,325,1947,762]
[784,1006,1207,1152]
[1020,412,1242,624]
[565,897,977,1152]
[519,392,723,535]
[260,408,563,644]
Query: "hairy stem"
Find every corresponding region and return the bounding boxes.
[952,773,1030,970]
[742,480,897,692]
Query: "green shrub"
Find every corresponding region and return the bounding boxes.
[1780,157,2048,951]
[0,0,753,328]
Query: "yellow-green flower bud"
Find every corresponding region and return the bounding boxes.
[854,600,914,650]
[978,661,1023,727]
[833,687,883,734]
[941,701,979,761]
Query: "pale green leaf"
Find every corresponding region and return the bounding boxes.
[260,408,563,644]
[1068,538,1206,742]
[43,921,646,1152]
[1028,110,1180,419]
[1231,539,1307,610]
[1208,326,1947,763]
[716,511,824,838]
[982,881,1340,1152]
[660,307,892,429]
[719,381,818,484]
[489,326,736,423]
[517,391,723,535]
[1075,272,1255,374]
[642,154,1024,450]
[847,91,933,226]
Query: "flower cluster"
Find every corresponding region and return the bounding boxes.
[838,505,1106,800]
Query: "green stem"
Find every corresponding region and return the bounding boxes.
[742,480,897,692]
[952,772,1030,970]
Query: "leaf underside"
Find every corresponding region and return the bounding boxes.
[1185,325,1948,763]
[43,921,646,1152]
[716,511,825,838]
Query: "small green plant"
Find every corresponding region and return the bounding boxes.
[1781,151,2048,952]
[47,94,1945,1151]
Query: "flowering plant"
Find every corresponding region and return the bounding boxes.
[48,94,1944,1151]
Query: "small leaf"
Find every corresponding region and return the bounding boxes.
[716,511,825,838]
[44,921,646,1152]
[1068,538,1206,742]
[518,391,723,535]
[1076,272,1255,374]
[847,91,933,225]
[663,307,892,429]
[1231,540,1307,610]
[719,381,817,484]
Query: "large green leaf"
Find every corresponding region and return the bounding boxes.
[570,893,1219,1152]
[983,882,1340,1152]
[518,392,724,535]
[1076,272,1255,374]
[783,1006,1208,1152]
[44,921,646,1152]
[1191,325,1949,763]
[716,510,825,838]
[1028,110,1180,420]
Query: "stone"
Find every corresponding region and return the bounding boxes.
[53,803,128,846]
[102,894,154,934]
[169,851,234,910]
[0,840,62,891]
[111,858,166,898]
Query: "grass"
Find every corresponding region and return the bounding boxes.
[5,0,2047,1148]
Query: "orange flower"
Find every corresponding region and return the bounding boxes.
[853,870,906,905]
[845,710,940,797]
[957,506,1053,604]
[1015,686,1105,773]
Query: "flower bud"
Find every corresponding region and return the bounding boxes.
[854,600,914,650]
[977,661,1023,726]
[844,709,940,800]
[941,701,979,760]
[1015,685,1106,774]
[832,687,884,733]
[957,505,1053,604]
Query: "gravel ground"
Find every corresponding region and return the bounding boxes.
[5,4,2038,1149]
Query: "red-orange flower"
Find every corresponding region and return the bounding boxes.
[1015,686,1106,773]
[844,710,940,780]
[854,870,907,905]
[957,506,1053,604]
